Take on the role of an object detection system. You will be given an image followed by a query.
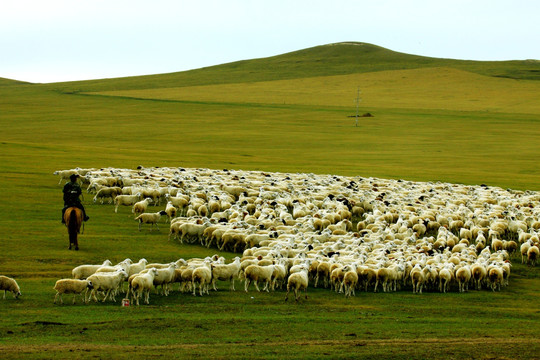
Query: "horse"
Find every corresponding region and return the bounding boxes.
[64,207,83,250]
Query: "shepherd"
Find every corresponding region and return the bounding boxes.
[61,174,89,223]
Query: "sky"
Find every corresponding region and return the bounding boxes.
[1,0,539,83]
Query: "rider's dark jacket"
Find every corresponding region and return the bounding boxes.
[63,180,83,207]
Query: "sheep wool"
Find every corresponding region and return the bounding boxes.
[54,279,94,304]
[0,276,21,299]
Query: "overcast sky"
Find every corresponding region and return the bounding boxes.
[1,0,539,83]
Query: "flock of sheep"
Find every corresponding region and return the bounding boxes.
[42,166,540,305]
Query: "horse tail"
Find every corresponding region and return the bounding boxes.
[68,208,79,232]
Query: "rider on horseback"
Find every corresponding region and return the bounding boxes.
[61,174,89,223]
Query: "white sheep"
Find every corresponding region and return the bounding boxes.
[164,201,177,222]
[54,169,80,185]
[53,279,93,304]
[131,268,159,305]
[135,211,167,231]
[0,275,21,299]
[211,257,241,291]
[177,221,211,244]
[127,258,148,277]
[438,265,453,293]
[342,264,359,297]
[244,264,275,292]
[410,265,431,294]
[192,262,213,296]
[148,264,177,296]
[93,186,122,204]
[95,259,132,275]
[114,193,142,213]
[527,245,539,266]
[270,259,289,291]
[471,263,487,290]
[487,264,503,291]
[455,265,472,293]
[285,267,309,302]
[87,269,128,302]
[132,198,153,217]
[72,260,113,279]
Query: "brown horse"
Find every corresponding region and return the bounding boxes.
[64,207,83,250]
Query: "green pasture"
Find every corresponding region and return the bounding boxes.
[1,42,540,358]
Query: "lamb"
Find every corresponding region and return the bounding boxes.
[131,268,159,305]
[135,211,167,231]
[114,193,142,213]
[87,269,128,302]
[285,267,309,302]
[72,260,113,279]
[527,245,539,266]
[0,275,21,299]
[132,198,153,217]
[53,279,93,304]
[244,264,275,292]
[211,257,241,291]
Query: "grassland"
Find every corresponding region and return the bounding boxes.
[0,42,539,359]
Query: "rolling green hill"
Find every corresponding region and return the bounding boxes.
[42,42,540,93]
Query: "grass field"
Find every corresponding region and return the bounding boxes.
[0,42,539,359]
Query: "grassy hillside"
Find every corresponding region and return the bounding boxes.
[43,42,540,92]
[0,42,539,359]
